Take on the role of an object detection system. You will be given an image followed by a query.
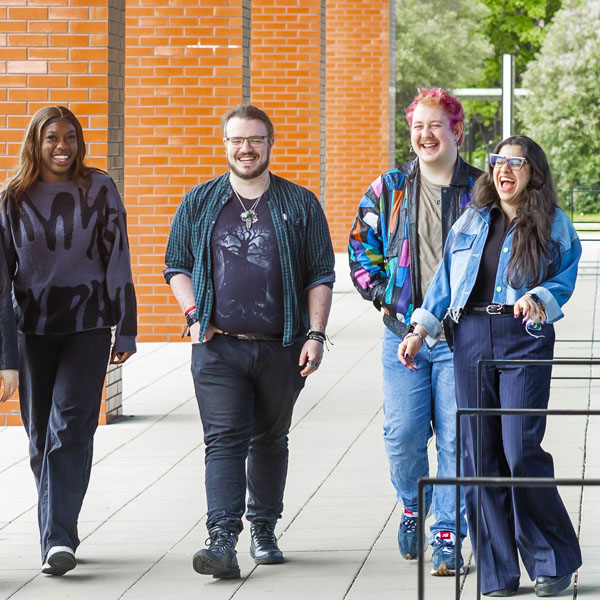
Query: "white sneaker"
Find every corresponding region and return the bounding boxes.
[42,546,76,576]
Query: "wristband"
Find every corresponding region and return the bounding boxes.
[185,309,199,329]
[307,330,326,343]
[185,305,196,316]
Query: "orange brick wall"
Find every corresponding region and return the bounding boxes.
[250,0,324,199]
[325,0,394,250]
[0,0,126,425]
[0,0,394,350]
[0,1,122,177]
[124,0,248,341]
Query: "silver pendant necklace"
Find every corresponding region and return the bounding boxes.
[231,185,267,229]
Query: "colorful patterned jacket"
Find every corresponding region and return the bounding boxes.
[348,156,482,338]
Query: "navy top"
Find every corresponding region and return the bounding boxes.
[210,193,284,335]
[468,205,511,304]
[0,172,137,352]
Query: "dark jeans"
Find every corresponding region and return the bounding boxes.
[191,334,306,534]
[454,313,582,594]
[18,328,112,560]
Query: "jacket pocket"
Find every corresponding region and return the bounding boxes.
[449,232,476,253]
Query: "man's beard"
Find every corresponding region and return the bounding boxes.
[228,151,270,180]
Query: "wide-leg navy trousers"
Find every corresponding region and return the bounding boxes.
[18,328,112,560]
[453,312,581,594]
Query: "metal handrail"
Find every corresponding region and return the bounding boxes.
[418,476,600,600]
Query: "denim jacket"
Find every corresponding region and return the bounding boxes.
[411,205,582,344]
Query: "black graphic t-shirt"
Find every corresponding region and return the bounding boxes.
[210,194,284,335]
[0,172,137,352]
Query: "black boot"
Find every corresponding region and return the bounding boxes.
[250,521,284,565]
[193,526,240,579]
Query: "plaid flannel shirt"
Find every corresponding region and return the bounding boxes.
[164,172,335,346]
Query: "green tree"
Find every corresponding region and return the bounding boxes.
[462,0,562,166]
[518,0,600,206]
[478,0,562,85]
[395,0,492,163]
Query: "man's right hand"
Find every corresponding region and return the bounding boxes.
[201,322,223,343]
[190,322,201,343]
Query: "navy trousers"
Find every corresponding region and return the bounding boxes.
[453,312,582,594]
[191,334,306,534]
[18,329,112,560]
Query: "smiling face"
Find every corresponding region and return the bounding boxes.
[224,117,273,181]
[492,144,531,213]
[410,103,461,168]
[39,120,78,182]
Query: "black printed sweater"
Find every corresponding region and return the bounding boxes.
[0,172,137,352]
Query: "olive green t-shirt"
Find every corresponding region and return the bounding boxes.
[417,172,443,301]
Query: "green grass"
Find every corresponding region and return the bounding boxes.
[572,213,600,223]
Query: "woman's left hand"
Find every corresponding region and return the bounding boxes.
[514,294,546,325]
[110,350,134,365]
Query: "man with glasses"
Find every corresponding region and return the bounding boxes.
[348,88,481,576]
[164,104,334,579]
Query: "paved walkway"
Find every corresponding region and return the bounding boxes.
[0,239,598,599]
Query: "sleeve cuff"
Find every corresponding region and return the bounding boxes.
[306,274,335,290]
[528,285,563,323]
[113,334,137,354]
[411,307,443,346]
[163,267,192,284]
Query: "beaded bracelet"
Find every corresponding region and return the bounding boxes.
[404,331,425,344]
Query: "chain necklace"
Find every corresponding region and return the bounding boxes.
[231,185,268,229]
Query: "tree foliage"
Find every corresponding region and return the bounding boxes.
[395,0,492,163]
[460,0,562,166]
[478,0,562,85]
[518,0,600,202]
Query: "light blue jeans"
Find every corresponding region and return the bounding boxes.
[382,327,467,539]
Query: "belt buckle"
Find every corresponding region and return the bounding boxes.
[486,303,503,315]
[237,333,251,340]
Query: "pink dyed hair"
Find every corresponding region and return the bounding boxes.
[405,88,465,145]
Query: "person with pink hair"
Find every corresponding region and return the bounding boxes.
[349,88,481,575]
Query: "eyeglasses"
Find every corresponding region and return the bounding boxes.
[489,154,528,171]
[225,136,269,148]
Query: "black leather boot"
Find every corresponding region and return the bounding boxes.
[250,521,284,565]
[193,526,240,579]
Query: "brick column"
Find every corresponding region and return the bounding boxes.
[325,0,394,250]
[0,0,126,425]
[124,1,249,341]
[251,0,324,199]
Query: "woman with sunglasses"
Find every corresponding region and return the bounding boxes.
[398,136,582,597]
[0,106,137,576]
